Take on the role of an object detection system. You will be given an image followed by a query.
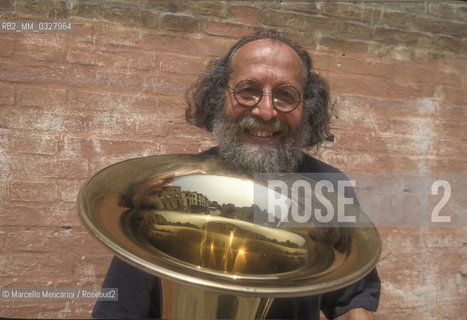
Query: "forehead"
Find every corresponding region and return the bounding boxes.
[230,39,305,84]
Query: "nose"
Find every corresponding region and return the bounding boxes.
[251,91,277,121]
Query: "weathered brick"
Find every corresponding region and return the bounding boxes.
[322,2,366,21]
[177,1,226,18]
[0,0,15,11]
[376,10,418,31]
[0,152,8,177]
[120,51,156,70]
[93,24,140,48]
[428,2,457,19]
[373,26,433,48]
[264,10,312,28]
[0,36,15,57]
[333,130,388,155]
[319,150,388,173]
[283,29,319,47]
[432,35,465,53]
[93,70,156,93]
[85,114,133,136]
[8,181,59,202]
[9,133,59,155]
[104,0,145,6]
[71,4,144,28]
[0,64,67,88]
[457,4,467,20]
[18,0,68,18]
[0,301,83,320]
[131,115,172,136]
[139,73,191,97]
[14,34,68,63]
[326,55,450,89]
[203,20,256,38]
[328,72,424,102]
[0,252,74,277]
[61,64,99,88]
[62,137,97,159]
[55,159,90,179]
[435,85,466,106]
[280,1,319,14]
[92,139,157,158]
[141,32,234,59]
[423,228,467,249]
[319,38,369,54]
[0,82,15,105]
[66,90,157,114]
[140,10,158,29]
[66,22,95,44]
[50,202,83,226]
[367,43,411,61]
[160,13,201,33]
[0,181,6,202]
[2,226,87,254]
[265,10,342,36]
[158,54,206,75]
[415,15,466,37]
[338,21,371,40]
[17,86,65,108]
[60,179,85,202]
[66,48,109,67]
[370,2,428,14]
[0,65,65,87]
[9,156,88,179]
[145,0,176,11]
[229,4,262,24]
[0,107,86,133]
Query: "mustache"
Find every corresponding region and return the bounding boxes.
[237,115,290,134]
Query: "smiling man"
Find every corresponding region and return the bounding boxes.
[93,30,380,319]
[213,39,308,173]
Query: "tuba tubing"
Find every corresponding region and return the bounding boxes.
[160,280,272,319]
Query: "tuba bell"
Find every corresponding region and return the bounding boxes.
[78,155,381,319]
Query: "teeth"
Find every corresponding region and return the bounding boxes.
[249,129,274,137]
[240,118,282,138]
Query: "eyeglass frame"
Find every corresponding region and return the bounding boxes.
[227,79,302,113]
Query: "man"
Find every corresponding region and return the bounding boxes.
[93,30,380,319]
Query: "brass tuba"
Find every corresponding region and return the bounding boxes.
[78,155,380,319]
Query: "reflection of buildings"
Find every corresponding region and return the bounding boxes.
[182,190,209,213]
[158,186,259,219]
[159,186,184,210]
[159,186,209,213]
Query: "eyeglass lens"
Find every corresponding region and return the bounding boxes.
[234,80,300,112]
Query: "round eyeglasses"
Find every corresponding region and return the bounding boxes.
[228,79,302,113]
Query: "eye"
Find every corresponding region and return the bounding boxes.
[274,86,300,106]
[234,80,262,105]
[237,86,258,97]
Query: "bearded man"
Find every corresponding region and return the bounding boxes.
[93,30,380,320]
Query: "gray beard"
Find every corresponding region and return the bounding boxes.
[212,114,311,173]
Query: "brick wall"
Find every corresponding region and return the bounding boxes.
[0,1,466,318]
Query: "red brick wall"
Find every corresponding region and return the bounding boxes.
[1,1,466,319]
